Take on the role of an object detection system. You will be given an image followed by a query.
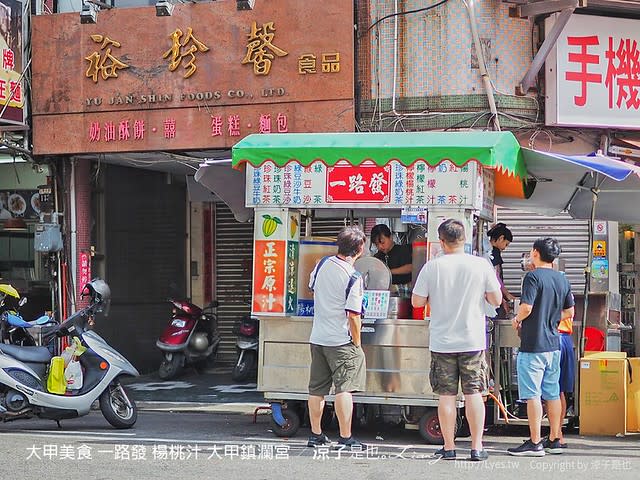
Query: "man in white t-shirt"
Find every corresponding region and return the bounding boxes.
[412,219,501,462]
[307,226,367,451]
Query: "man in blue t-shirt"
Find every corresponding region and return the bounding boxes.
[507,238,575,457]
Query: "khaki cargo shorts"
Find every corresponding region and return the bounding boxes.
[430,350,488,396]
[308,343,366,396]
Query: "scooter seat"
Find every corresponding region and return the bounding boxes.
[0,344,52,363]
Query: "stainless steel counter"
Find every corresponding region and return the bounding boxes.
[258,316,439,404]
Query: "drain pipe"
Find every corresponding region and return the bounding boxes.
[463,0,501,131]
[391,0,401,116]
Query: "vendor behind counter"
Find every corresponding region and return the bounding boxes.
[370,224,412,286]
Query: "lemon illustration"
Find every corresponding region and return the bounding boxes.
[290,216,299,238]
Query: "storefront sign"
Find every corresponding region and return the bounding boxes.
[78,251,91,293]
[546,14,640,129]
[0,0,24,126]
[326,164,390,203]
[31,0,354,154]
[246,160,492,211]
[252,208,299,316]
[0,190,40,220]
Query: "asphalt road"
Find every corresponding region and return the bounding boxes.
[0,410,638,480]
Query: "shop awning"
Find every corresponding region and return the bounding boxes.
[196,131,640,223]
[233,131,526,175]
[498,151,640,223]
[232,131,533,199]
[194,162,253,222]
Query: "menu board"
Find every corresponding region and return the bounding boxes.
[246,160,494,217]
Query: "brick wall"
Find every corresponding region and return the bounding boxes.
[74,160,91,308]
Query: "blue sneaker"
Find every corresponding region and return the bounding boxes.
[507,439,545,457]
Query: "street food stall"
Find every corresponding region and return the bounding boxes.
[226,131,532,442]
[200,130,640,442]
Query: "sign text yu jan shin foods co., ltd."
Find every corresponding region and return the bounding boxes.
[30,0,354,155]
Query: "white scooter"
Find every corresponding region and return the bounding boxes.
[0,279,139,429]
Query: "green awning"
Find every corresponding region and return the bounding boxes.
[232,131,527,179]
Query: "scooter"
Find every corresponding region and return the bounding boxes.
[0,283,57,348]
[231,315,259,382]
[156,299,221,380]
[0,278,139,429]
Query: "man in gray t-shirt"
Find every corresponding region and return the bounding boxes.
[412,219,501,462]
[307,226,367,451]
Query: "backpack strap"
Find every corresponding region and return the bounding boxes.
[309,256,332,292]
[345,271,362,300]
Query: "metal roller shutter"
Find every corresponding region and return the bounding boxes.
[305,216,355,238]
[496,208,589,296]
[100,165,186,374]
[214,203,254,365]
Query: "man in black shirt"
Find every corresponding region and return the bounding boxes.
[507,238,574,457]
[370,224,412,285]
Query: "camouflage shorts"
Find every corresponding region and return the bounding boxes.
[429,351,488,396]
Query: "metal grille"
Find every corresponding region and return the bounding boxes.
[496,208,590,296]
[305,216,357,238]
[214,203,254,365]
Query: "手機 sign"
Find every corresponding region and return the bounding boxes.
[546,13,640,129]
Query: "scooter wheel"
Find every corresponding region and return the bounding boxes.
[158,353,183,380]
[100,382,138,429]
[270,408,301,438]
[231,351,256,382]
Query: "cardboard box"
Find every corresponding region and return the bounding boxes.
[583,351,627,359]
[579,356,627,436]
[627,358,640,432]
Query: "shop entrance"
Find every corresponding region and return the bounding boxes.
[93,164,187,373]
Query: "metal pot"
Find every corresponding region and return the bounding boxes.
[388,296,412,319]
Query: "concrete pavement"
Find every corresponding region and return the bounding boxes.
[123,367,268,415]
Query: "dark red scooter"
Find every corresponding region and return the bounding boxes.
[156,299,220,380]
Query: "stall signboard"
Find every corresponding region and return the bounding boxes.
[362,290,391,320]
[546,14,640,129]
[246,160,492,213]
[285,211,300,315]
[252,208,299,316]
[479,167,495,221]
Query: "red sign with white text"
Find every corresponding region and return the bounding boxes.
[326,164,391,203]
[252,239,286,314]
[78,251,91,296]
